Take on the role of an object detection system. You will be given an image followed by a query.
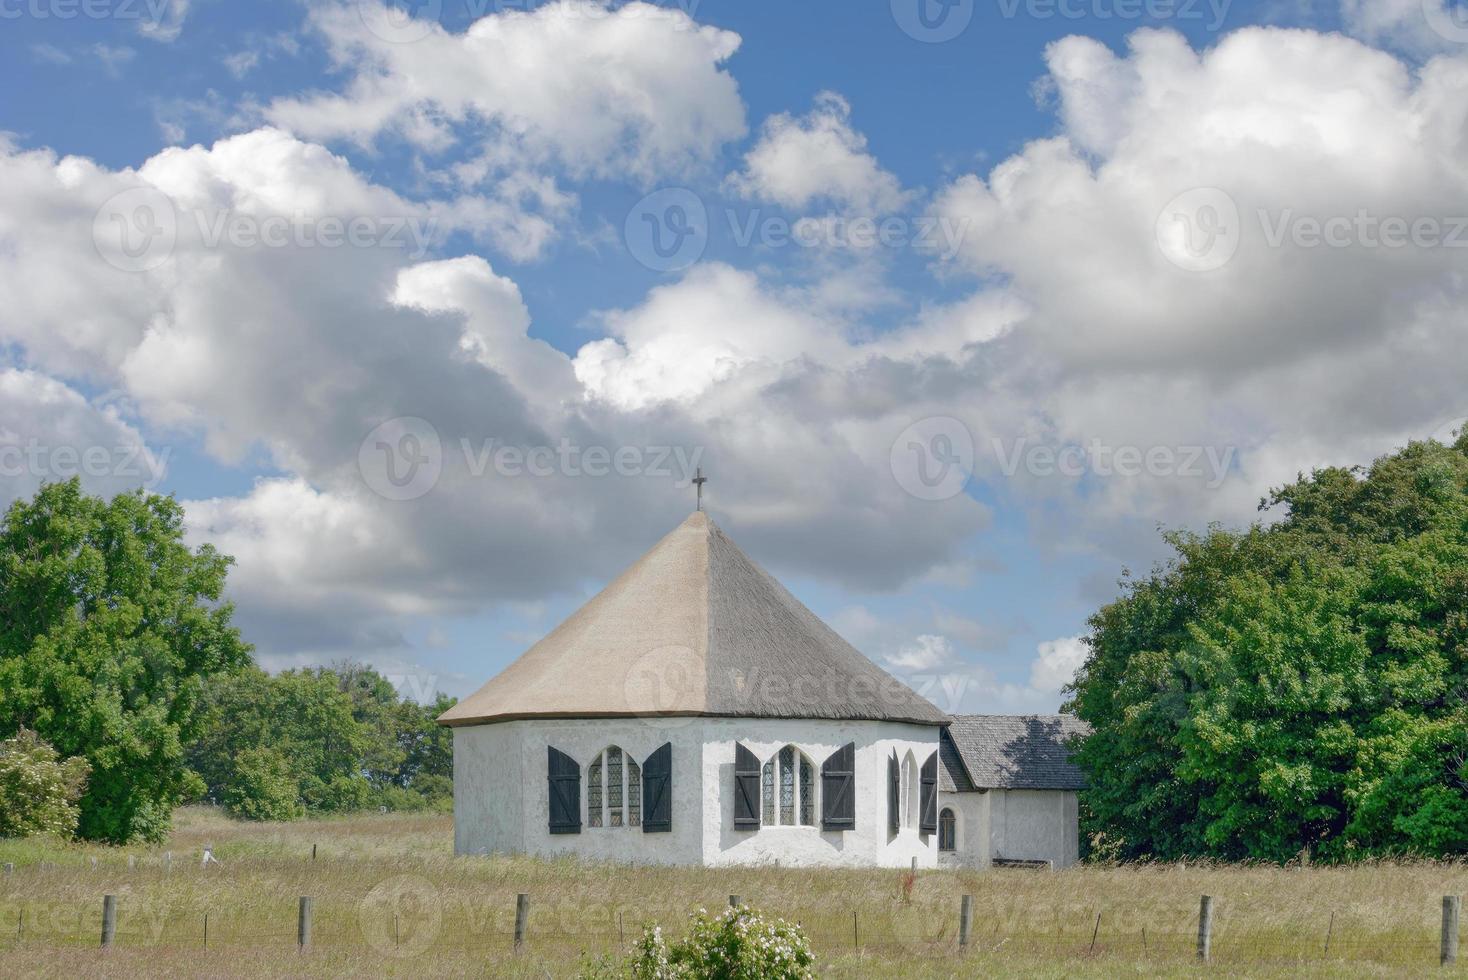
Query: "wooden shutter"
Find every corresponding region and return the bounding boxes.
[887,751,900,835]
[642,742,672,833]
[733,743,760,830]
[547,746,581,835]
[820,742,855,831]
[919,751,938,835]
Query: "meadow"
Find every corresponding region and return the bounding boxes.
[0,807,1462,978]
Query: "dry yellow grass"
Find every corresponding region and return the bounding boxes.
[0,807,1464,978]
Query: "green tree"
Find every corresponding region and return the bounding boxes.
[0,728,91,839]
[1068,435,1468,860]
[0,480,252,843]
[190,667,370,817]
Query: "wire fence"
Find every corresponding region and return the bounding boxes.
[0,887,1459,969]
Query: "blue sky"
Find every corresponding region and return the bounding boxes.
[2,0,1465,712]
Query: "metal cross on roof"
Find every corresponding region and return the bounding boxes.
[693,467,708,512]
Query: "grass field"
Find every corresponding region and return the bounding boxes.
[0,807,1463,978]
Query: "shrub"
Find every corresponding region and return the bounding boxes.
[617,905,814,980]
[0,729,91,839]
[222,748,303,821]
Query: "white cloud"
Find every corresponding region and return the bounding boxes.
[1029,635,1087,694]
[729,91,908,215]
[1339,0,1468,56]
[266,1,747,185]
[137,0,191,43]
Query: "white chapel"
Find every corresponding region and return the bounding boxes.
[439,511,1084,869]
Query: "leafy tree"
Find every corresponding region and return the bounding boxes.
[190,664,454,819]
[0,729,91,839]
[0,480,252,842]
[1069,435,1468,861]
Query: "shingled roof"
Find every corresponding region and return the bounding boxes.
[439,512,949,728]
[939,714,1090,791]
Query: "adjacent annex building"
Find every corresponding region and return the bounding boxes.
[439,511,1086,869]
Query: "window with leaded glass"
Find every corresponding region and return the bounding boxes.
[761,757,775,825]
[588,752,603,827]
[939,808,956,851]
[607,747,624,826]
[628,759,641,827]
[779,746,796,825]
[799,755,814,826]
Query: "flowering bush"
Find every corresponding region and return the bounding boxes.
[618,905,815,980]
[0,728,91,839]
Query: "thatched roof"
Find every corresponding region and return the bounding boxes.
[438,512,948,727]
[939,715,1090,791]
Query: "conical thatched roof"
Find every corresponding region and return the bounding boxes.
[438,512,948,727]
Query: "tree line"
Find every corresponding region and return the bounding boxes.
[0,480,451,843]
[1068,433,1468,860]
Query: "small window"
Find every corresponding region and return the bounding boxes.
[628,759,641,827]
[939,808,956,852]
[588,753,604,828]
[779,746,796,824]
[755,745,818,828]
[798,755,814,827]
[588,745,639,829]
[761,757,776,826]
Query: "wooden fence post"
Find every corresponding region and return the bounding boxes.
[101,895,117,948]
[2,862,12,877]
[1089,912,1102,955]
[1197,895,1213,963]
[959,895,973,948]
[311,844,317,862]
[298,897,313,950]
[514,893,529,951]
[204,911,209,949]
[852,909,859,950]
[1444,896,1461,967]
[728,895,740,909]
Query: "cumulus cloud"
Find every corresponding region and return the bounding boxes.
[266,1,747,185]
[0,125,987,661]
[932,26,1468,547]
[729,91,909,215]
[1029,635,1087,694]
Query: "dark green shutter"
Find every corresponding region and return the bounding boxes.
[548,746,581,835]
[888,751,900,835]
[642,743,672,833]
[734,743,760,830]
[919,751,938,835]
[820,742,856,831]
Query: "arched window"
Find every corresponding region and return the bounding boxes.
[587,746,641,829]
[759,746,817,827]
[938,807,957,852]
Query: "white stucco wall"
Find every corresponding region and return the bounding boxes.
[452,717,942,867]
[987,789,1079,869]
[936,790,989,869]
